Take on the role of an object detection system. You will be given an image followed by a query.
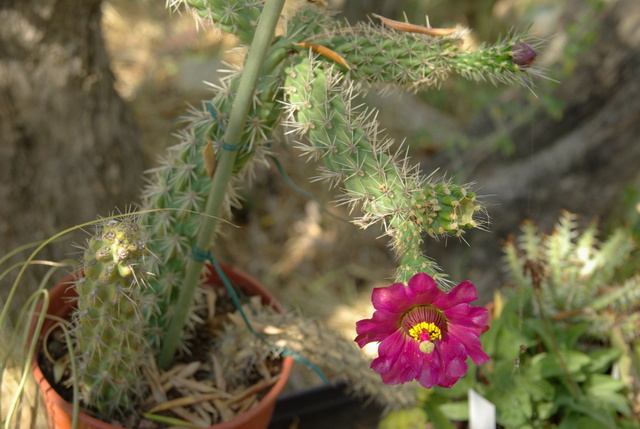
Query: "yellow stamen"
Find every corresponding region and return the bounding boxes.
[408,321,442,342]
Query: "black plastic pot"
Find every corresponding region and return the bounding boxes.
[268,383,382,429]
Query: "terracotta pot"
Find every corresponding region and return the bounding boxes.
[31,263,293,429]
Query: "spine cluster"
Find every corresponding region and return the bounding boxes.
[72,218,154,416]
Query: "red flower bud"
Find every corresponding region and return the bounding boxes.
[511,42,537,68]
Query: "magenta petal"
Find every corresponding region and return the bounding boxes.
[406,273,441,305]
[355,321,386,347]
[371,330,412,379]
[437,356,467,388]
[355,308,402,346]
[415,349,442,388]
[448,325,490,365]
[371,282,415,313]
[438,336,467,364]
[444,304,489,329]
[433,281,478,309]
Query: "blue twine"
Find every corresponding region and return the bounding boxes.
[205,102,245,152]
[191,245,329,383]
[205,102,220,123]
[221,141,242,151]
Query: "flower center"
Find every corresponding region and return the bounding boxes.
[408,321,442,342]
[401,305,447,354]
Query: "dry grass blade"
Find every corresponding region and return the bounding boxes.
[147,392,224,414]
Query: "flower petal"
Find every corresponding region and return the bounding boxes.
[433,280,478,309]
[355,308,401,346]
[406,273,441,305]
[371,330,414,380]
[371,282,414,313]
[447,325,490,365]
[444,304,489,330]
[415,349,442,388]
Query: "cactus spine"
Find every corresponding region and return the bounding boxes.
[72,218,155,416]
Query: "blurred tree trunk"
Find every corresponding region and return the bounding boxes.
[0,0,145,280]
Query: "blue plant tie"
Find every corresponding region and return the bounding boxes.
[205,102,240,151]
[221,141,242,151]
[205,101,219,123]
[191,244,329,383]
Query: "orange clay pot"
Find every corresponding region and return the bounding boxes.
[31,263,293,429]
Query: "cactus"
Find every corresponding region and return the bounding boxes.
[139,10,291,354]
[504,212,640,341]
[175,0,265,46]
[71,217,155,416]
[133,2,544,365]
[282,54,484,285]
[140,2,538,297]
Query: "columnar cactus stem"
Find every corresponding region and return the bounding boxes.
[72,218,154,416]
[157,0,287,370]
[139,33,290,354]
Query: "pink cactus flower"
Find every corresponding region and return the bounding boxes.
[355,273,489,388]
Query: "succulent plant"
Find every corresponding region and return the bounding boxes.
[71,217,155,416]
[504,211,640,341]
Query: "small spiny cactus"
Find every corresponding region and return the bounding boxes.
[71,217,155,416]
[504,212,640,341]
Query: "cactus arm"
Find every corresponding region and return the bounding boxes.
[283,55,484,286]
[175,0,265,46]
[285,5,537,92]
